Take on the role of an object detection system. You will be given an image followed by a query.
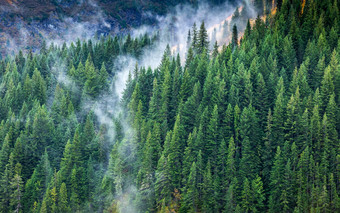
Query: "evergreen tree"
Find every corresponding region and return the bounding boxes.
[320,66,335,112]
[202,161,215,212]
[10,164,23,213]
[84,55,100,97]
[239,106,261,179]
[181,162,198,212]
[59,182,69,213]
[0,133,11,174]
[241,178,252,212]
[155,132,173,205]
[197,21,209,54]
[226,137,236,184]
[232,24,238,49]
[251,175,265,212]
[0,165,11,212]
[31,68,46,104]
[192,23,198,53]
[269,147,285,212]
[168,114,184,189]
[205,105,219,165]
[212,41,219,58]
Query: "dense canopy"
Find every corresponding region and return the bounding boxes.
[0,0,339,212]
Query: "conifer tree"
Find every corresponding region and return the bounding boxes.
[182,82,201,134]
[0,165,11,212]
[0,133,11,174]
[232,24,238,49]
[192,23,198,53]
[241,178,252,213]
[181,162,198,212]
[281,36,297,78]
[197,22,209,54]
[239,106,261,179]
[155,132,173,205]
[251,175,265,212]
[205,105,219,165]
[84,54,100,97]
[202,161,215,212]
[187,30,192,50]
[59,182,69,213]
[10,164,23,213]
[321,66,335,112]
[272,85,286,148]
[168,114,184,189]
[212,41,219,58]
[226,137,236,184]
[269,147,285,212]
[31,68,46,104]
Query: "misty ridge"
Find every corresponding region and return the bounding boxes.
[0,0,247,56]
[1,0,339,213]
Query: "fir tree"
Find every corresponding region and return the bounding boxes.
[197,21,209,54]
[232,24,238,49]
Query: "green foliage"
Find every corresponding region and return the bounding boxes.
[0,1,339,212]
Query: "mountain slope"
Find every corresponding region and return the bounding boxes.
[0,0,338,213]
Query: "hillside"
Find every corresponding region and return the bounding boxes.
[0,0,339,213]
